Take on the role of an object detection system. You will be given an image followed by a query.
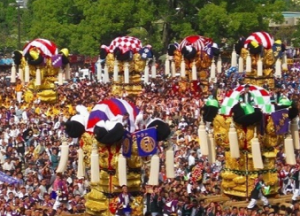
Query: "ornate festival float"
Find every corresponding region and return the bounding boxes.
[57,99,172,215]
[166,35,220,93]
[99,36,155,96]
[11,38,70,103]
[202,32,299,199]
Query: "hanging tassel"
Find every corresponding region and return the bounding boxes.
[77,148,85,178]
[228,121,240,158]
[90,143,100,183]
[35,67,41,86]
[275,58,282,78]
[124,62,130,84]
[144,61,149,84]
[251,132,264,169]
[217,55,222,73]
[231,46,237,67]
[104,64,109,83]
[246,53,251,73]
[238,56,244,73]
[210,59,216,82]
[198,120,209,155]
[285,134,296,165]
[165,56,170,76]
[148,154,160,185]
[56,141,69,173]
[208,133,216,164]
[151,57,157,79]
[58,68,63,86]
[192,61,197,81]
[25,63,30,83]
[113,60,119,82]
[282,52,288,71]
[19,68,24,84]
[118,153,127,186]
[166,147,175,178]
[257,56,263,76]
[11,63,16,84]
[180,58,185,78]
[291,118,300,150]
[65,63,71,80]
[171,61,176,77]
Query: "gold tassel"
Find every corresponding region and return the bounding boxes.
[166,147,175,178]
[210,59,216,82]
[291,118,300,150]
[77,148,85,178]
[165,55,170,76]
[118,153,127,186]
[217,55,222,73]
[35,67,41,86]
[25,63,30,83]
[238,56,244,73]
[251,133,264,169]
[198,120,209,155]
[257,56,263,76]
[192,60,197,80]
[148,154,160,185]
[65,63,71,80]
[285,134,296,165]
[208,133,216,164]
[171,61,176,78]
[228,121,240,158]
[11,64,16,83]
[275,58,282,77]
[58,68,63,86]
[231,46,237,67]
[113,60,119,82]
[90,143,100,183]
[19,68,24,84]
[246,52,251,73]
[56,141,69,173]
[180,58,185,78]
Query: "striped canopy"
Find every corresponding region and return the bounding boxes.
[179,35,212,51]
[23,38,58,57]
[220,85,271,115]
[244,32,274,49]
[87,98,139,132]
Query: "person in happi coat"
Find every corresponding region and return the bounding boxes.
[247,173,269,209]
[292,165,300,205]
[116,185,134,216]
[51,173,72,215]
[163,193,178,216]
[149,186,163,216]
[239,84,254,104]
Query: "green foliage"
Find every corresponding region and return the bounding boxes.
[0,0,286,56]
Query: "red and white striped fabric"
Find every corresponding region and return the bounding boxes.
[244,32,274,49]
[108,36,142,54]
[23,38,58,57]
[179,35,207,51]
[86,98,140,133]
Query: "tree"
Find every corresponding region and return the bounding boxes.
[3,0,287,56]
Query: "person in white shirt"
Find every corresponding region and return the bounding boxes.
[178,118,188,130]
[135,112,151,130]
[2,158,15,171]
[22,108,29,123]
[188,151,196,168]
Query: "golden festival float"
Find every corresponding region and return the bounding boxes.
[202,31,299,199]
[10,38,70,103]
[57,99,172,215]
[99,36,156,96]
[165,35,220,93]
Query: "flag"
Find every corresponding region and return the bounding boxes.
[0,171,20,184]
[51,54,63,68]
[271,109,289,135]
[122,130,132,158]
[135,128,157,157]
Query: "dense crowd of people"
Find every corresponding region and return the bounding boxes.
[0,62,299,216]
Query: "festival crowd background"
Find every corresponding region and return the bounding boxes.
[0,61,299,216]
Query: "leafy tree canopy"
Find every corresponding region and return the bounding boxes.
[0,0,286,56]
